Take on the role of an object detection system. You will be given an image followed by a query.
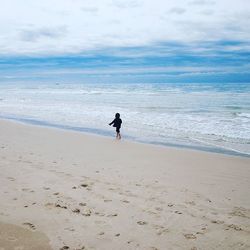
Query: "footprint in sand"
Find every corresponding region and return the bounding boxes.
[142,209,157,215]
[157,228,169,236]
[121,199,130,203]
[211,220,224,224]
[174,211,182,215]
[193,226,207,236]
[7,236,17,242]
[80,183,89,188]
[185,201,196,206]
[107,213,118,217]
[23,222,36,231]
[79,202,87,207]
[64,227,75,232]
[72,208,81,214]
[55,203,68,209]
[60,246,69,250]
[82,209,92,216]
[7,177,15,181]
[196,231,205,235]
[104,199,112,202]
[153,225,169,235]
[183,233,197,240]
[45,202,54,208]
[95,212,105,217]
[124,190,137,198]
[226,224,242,231]
[46,200,68,210]
[229,207,250,219]
[80,183,89,187]
[137,221,147,225]
[80,183,93,191]
[155,207,163,211]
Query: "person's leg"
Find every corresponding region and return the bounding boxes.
[116,128,121,139]
[117,128,121,139]
[116,128,119,139]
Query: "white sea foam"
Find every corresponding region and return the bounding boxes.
[237,112,250,119]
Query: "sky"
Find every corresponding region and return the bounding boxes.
[0,0,250,83]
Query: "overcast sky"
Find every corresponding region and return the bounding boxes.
[0,0,250,83]
[1,0,250,55]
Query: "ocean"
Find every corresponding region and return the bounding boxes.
[0,82,250,156]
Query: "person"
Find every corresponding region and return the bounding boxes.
[109,113,122,139]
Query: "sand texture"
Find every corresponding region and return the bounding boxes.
[0,119,250,250]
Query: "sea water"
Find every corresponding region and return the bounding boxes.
[0,82,250,156]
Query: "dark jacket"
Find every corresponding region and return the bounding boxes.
[109,118,122,128]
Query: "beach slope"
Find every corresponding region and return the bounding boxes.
[0,119,249,249]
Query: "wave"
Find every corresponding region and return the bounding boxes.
[236,112,250,118]
[224,105,243,110]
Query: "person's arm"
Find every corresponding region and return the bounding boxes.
[109,119,115,126]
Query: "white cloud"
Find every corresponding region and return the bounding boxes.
[19,26,67,42]
[169,7,186,15]
[111,0,142,8]
[0,0,249,56]
[189,0,215,5]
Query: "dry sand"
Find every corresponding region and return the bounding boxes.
[0,119,249,250]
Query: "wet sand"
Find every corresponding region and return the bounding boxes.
[0,221,52,250]
[0,119,250,249]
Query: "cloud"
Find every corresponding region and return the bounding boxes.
[200,9,214,15]
[1,39,250,84]
[80,6,99,13]
[111,0,142,8]
[19,26,67,42]
[169,7,186,15]
[0,0,250,56]
[189,0,215,5]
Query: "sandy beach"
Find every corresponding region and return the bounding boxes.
[0,119,249,250]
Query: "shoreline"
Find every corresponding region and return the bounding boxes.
[0,116,249,158]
